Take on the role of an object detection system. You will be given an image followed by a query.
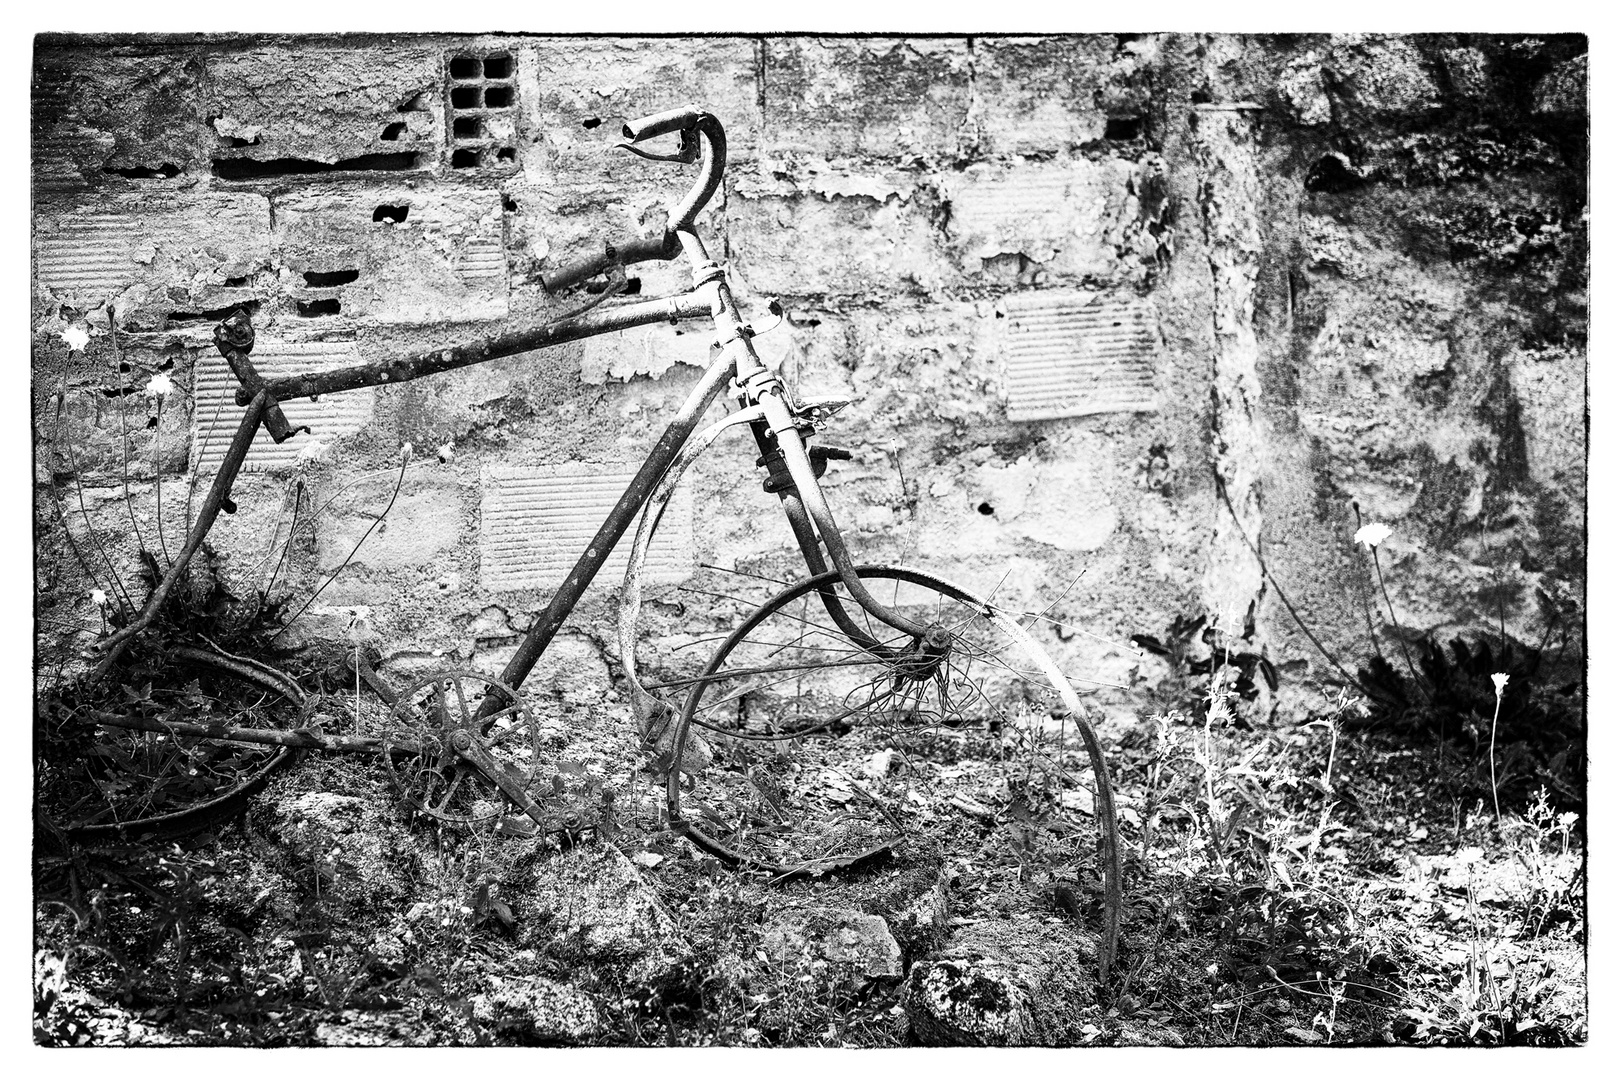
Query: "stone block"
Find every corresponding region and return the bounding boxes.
[1535,53,1587,116]
[761,38,971,160]
[271,183,508,324]
[35,355,191,484]
[970,37,1113,156]
[760,907,904,987]
[479,462,694,594]
[203,45,443,171]
[33,191,272,311]
[472,975,605,1045]
[1322,33,1443,120]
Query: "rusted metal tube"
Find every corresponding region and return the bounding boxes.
[488,336,737,705]
[92,392,270,682]
[237,292,712,405]
[86,710,405,756]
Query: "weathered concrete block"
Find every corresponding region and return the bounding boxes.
[942,157,1162,285]
[728,181,952,299]
[522,37,762,180]
[203,45,444,170]
[33,48,206,193]
[33,192,272,312]
[34,347,191,484]
[761,38,971,160]
[193,338,375,472]
[580,320,713,385]
[272,184,507,324]
[996,290,1160,420]
[969,37,1112,156]
[316,475,467,573]
[479,463,694,594]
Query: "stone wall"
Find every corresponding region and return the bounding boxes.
[32,33,1587,721]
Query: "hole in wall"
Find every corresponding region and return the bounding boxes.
[302,269,360,287]
[977,502,995,516]
[213,153,418,179]
[1304,154,1365,194]
[483,86,511,108]
[224,134,260,148]
[451,148,481,169]
[104,163,181,179]
[1104,117,1142,140]
[297,298,342,317]
[454,117,483,139]
[495,147,515,162]
[167,299,262,325]
[449,56,480,79]
[398,91,429,112]
[581,117,601,129]
[502,195,519,212]
[1191,89,1212,104]
[373,204,410,223]
[381,122,407,141]
[482,56,511,79]
[223,275,251,288]
[451,85,481,109]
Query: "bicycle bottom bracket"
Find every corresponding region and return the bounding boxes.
[380,670,541,826]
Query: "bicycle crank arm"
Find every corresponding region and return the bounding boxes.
[447,730,553,831]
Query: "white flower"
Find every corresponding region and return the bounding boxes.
[436,440,455,465]
[400,442,414,463]
[60,324,90,352]
[1491,672,1509,697]
[90,588,108,606]
[144,372,175,398]
[1354,522,1392,548]
[295,440,329,464]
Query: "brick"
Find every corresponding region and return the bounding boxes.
[727,181,952,299]
[941,158,1160,285]
[193,338,374,472]
[33,192,272,309]
[272,184,507,324]
[762,38,971,160]
[479,464,693,594]
[203,45,444,170]
[36,369,191,483]
[970,37,1113,156]
[998,291,1159,421]
[522,37,762,181]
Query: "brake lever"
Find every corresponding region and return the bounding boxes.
[613,127,700,165]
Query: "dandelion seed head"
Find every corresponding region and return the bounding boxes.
[90,588,108,606]
[61,324,91,352]
[144,372,175,398]
[1354,522,1393,549]
[1491,672,1509,696]
[437,440,455,465]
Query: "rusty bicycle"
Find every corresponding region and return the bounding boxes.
[38,107,1121,979]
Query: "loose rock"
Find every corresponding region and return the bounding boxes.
[471,975,606,1045]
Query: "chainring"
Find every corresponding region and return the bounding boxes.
[380,669,540,826]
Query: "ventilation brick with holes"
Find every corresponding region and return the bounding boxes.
[447,52,517,170]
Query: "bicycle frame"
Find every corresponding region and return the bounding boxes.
[93,106,935,698]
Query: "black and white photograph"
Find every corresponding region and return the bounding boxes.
[25,15,1592,1050]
